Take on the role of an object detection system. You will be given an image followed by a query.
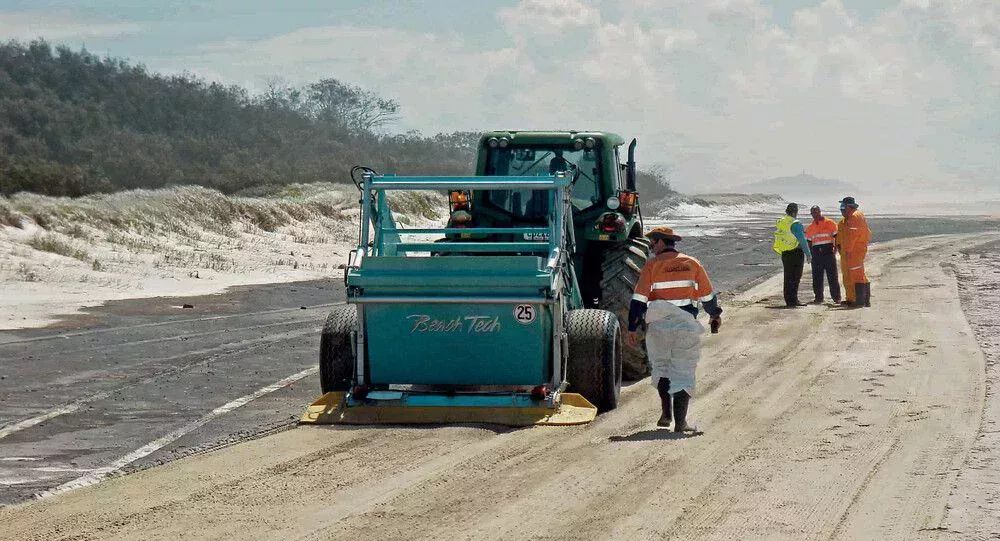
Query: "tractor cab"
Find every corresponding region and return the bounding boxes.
[447,131,644,309]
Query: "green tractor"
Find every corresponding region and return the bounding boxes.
[454,131,651,379]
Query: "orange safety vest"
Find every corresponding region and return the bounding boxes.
[805,218,837,246]
[633,251,716,307]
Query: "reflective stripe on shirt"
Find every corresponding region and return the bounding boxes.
[651,280,697,290]
[632,293,648,303]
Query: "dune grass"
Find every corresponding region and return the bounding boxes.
[1,183,447,284]
[0,183,367,237]
[26,234,89,262]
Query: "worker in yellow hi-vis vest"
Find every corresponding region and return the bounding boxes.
[773,203,811,307]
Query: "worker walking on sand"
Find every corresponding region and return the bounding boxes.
[626,226,722,432]
[805,205,841,304]
[773,203,812,307]
[837,196,872,307]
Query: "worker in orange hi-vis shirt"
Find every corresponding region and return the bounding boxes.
[626,226,722,433]
[837,196,872,307]
[805,205,841,304]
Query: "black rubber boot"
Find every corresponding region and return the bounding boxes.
[656,378,672,427]
[854,283,866,308]
[673,391,691,433]
[863,283,871,307]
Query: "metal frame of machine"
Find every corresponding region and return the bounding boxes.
[301,171,603,425]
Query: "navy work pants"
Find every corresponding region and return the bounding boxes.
[810,244,841,302]
[781,248,804,306]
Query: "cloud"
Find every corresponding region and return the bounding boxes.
[0,10,143,41]
[87,1,1000,194]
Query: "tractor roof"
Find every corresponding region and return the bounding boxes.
[478,131,625,147]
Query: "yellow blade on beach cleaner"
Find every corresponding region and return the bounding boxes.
[299,392,597,427]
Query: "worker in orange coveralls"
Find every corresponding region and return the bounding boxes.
[836,209,854,305]
[836,196,871,307]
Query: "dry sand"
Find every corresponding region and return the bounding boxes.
[0,185,443,330]
[2,232,998,540]
[938,240,1000,539]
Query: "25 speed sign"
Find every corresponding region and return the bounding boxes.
[513,304,536,325]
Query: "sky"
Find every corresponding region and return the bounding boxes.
[0,0,997,195]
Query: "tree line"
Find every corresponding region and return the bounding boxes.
[0,40,478,197]
[0,40,672,199]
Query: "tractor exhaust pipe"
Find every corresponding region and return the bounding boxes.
[626,138,637,192]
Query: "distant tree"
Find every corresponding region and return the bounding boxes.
[260,76,303,112]
[305,78,400,133]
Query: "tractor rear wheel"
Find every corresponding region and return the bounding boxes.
[565,309,622,412]
[320,305,358,393]
[598,237,650,380]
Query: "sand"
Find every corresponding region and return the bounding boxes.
[0,185,446,330]
[2,232,998,540]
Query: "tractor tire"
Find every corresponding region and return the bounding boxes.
[319,305,358,393]
[598,237,650,380]
[565,309,622,412]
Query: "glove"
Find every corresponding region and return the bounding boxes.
[710,316,721,334]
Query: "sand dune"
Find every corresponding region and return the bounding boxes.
[0,184,443,329]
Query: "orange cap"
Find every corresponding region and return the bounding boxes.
[645,226,682,242]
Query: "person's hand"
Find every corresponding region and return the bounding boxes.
[626,331,639,347]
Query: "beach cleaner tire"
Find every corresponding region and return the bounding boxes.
[566,309,622,412]
[319,305,357,393]
[598,237,650,380]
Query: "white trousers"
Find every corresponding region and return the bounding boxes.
[645,300,704,394]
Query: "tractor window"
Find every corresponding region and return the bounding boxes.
[484,146,602,215]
